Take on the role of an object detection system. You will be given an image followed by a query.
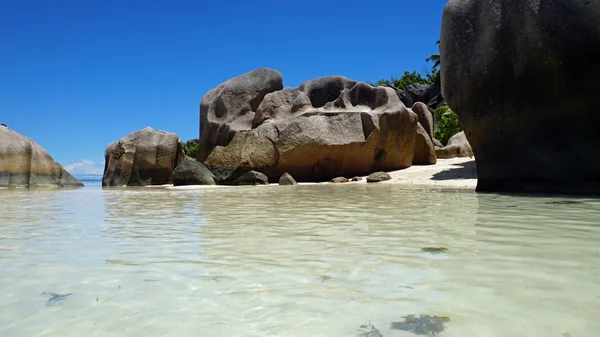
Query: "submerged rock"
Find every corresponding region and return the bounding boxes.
[0,126,83,188]
[391,315,450,335]
[366,172,392,183]
[41,292,72,307]
[278,172,297,185]
[358,323,384,337]
[421,247,449,254]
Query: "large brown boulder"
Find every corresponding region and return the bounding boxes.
[202,75,429,182]
[103,127,184,186]
[198,68,283,162]
[0,125,83,188]
[441,0,600,194]
[435,131,474,159]
[414,123,437,165]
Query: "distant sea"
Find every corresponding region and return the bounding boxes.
[73,174,102,187]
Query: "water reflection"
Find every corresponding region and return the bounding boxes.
[98,184,480,335]
[439,194,600,336]
[2,185,599,336]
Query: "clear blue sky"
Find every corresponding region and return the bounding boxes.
[1,0,447,174]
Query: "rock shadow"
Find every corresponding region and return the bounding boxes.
[431,159,477,181]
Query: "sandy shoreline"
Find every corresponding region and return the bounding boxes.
[161,157,477,190]
[356,157,477,189]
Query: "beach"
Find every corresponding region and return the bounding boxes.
[164,157,477,190]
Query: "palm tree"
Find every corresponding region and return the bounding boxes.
[425,40,441,71]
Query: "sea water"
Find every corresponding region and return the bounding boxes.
[1,182,599,337]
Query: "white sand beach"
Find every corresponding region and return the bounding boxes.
[162,157,477,190]
[357,157,477,189]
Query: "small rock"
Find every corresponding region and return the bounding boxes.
[330,177,350,183]
[232,170,269,186]
[366,172,392,183]
[210,166,251,185]
[351,176,362,182]
[279,172,297,185]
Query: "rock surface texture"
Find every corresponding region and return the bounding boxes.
[411,102,434,139]
[103,127,184,186]
[198,68,283,162]
[435,132,474,159]
[385,83,445,111]
[172,160,216,186]
[199,70,437,182]
[0,125,83,188]
[403,83,444,110]
[441,0,600,194]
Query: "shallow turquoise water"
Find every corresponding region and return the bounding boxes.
[1,183,599,336]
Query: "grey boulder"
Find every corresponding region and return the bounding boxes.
[279,172,297,185]
[103,127,184,186]
[198,68,283,162]
[435,131,474,159]
[441,0,600,194]
[172,160,216,186]
[232,170,269,186]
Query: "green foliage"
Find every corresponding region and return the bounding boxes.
[371,71,431,91]
[433,105,463,145]
[371,40,442,89]
[183,141,199,159]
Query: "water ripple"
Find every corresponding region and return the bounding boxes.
[0,185,599,336]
